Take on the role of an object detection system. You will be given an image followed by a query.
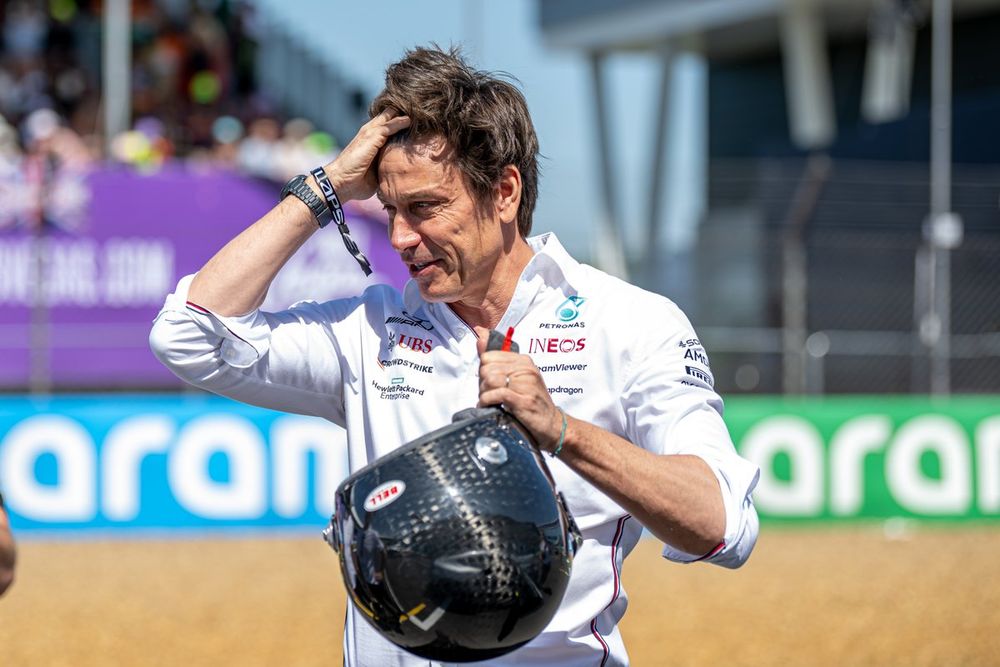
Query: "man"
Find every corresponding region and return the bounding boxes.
[0,492,15,597]
[150,46,759,666]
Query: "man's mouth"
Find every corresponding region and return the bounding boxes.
[409,259,439,275]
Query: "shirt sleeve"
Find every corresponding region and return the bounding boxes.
[620,307,760,569]
[148,274,363,425]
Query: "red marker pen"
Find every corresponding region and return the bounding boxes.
[501,326,515,352]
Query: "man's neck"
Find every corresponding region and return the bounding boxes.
[448,238,534,331]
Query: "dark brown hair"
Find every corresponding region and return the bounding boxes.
[370,46,539,237]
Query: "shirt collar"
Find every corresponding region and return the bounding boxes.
[402,277,423,312]
[522,232,582,291]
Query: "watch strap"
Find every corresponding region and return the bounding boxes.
[281,175,333,228]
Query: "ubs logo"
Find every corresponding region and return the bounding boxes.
[528,337,587,354]
[386,332,434,354]
[397,334,434,354]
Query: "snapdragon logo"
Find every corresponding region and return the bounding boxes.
[738,413,1000,519]
[0,408,350,529]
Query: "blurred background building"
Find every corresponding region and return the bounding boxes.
[541,0,1000,396]
[0,0,998,396]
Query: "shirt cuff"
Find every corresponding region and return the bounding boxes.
[169,274,271,368]
[661,454,760,569]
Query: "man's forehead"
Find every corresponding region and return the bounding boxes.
[382,133,455,164]
[377,135,461,198]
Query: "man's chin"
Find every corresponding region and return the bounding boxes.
[414,281,456,304]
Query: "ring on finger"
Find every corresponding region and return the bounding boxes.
[505,375,511,388]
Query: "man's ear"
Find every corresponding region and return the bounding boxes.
[495,165,522,225]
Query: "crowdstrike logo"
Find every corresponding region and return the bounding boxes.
[377,357,434,374]
[556,296,586,322]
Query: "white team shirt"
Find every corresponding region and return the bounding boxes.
[150,232,760,667]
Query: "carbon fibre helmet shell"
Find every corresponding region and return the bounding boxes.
[324,407,581,662]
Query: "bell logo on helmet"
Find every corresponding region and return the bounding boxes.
[364,480,406,512]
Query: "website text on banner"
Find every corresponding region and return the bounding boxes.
[0,167,406,388]
[0,396,997,533]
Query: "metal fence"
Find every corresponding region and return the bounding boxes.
[684,157,1000,395]
[1,156,996,396]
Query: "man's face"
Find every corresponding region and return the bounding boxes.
[377,136,503,306]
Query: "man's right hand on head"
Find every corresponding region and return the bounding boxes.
[320,110,411,203]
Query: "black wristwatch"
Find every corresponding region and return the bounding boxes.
[280,174,334,228]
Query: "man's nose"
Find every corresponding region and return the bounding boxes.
[390,216,420,253]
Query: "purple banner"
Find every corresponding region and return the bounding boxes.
[0,165,409,389]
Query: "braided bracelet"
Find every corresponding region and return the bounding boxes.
[552,409,567,457]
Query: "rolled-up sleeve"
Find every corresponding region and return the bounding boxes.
[621,316,760,569]
[149,274,357,424]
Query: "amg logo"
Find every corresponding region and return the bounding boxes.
[528,338,587,354]
[385,310,434,331]
[684,348,711,366]
[685,365,714,387]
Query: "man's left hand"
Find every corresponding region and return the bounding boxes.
[477,335,564,453]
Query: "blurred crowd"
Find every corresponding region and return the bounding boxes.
[0,0,348,212]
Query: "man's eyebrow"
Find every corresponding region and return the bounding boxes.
[377,190,447,203]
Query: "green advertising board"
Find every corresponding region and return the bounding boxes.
[724,396,1000,521]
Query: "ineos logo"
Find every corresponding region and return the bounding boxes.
[528,338,587,354]
[364,481,406,512]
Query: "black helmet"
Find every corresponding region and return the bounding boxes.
[323,406,582,663]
